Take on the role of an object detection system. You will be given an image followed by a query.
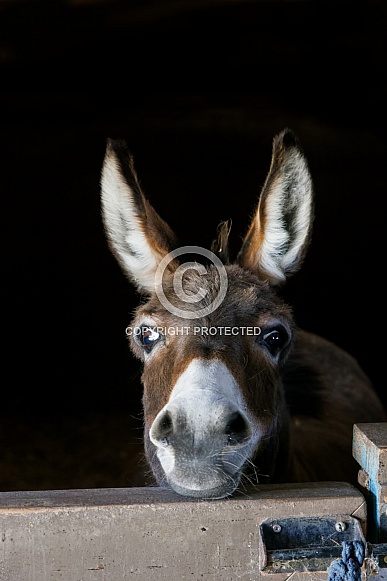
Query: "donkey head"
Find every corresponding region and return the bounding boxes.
[101,129,314,499]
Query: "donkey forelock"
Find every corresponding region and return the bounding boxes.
[101,129,386,498]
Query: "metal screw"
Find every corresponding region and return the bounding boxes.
[272,524,282,533]
[335,521,347,532]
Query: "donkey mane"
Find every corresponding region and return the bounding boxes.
[100,128,386,499]
[211,219,232,264]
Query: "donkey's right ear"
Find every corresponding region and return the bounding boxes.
[100,139,179,294]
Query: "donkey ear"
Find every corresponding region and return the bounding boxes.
[237,129,314,285]
[100,139,178,293]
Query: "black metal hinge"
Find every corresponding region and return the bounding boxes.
[259,515,367,574]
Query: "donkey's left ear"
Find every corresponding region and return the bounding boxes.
[237,129,314,285]
[100,139,178,294]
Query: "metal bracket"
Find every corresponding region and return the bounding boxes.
[259,515,367,573]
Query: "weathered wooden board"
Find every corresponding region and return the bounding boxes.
[353,423,387,484]
[353,422,387,545]
[0,482,366,581]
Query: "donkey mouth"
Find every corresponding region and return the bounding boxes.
[152,432,256,499]
[167,476,240,500]
[160,456,244,499]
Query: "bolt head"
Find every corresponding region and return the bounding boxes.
[335,521,347,532]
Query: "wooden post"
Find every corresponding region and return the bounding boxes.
[353,423,387,545]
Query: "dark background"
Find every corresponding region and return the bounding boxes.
[1,0,386,491]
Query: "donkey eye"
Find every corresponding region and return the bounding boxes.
[138,326,163,352]
[260,326,289,357]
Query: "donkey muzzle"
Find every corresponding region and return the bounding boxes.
[148,358,260,498]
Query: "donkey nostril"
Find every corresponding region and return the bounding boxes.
[151,410,174,446]
[225,411,251,445]
[159,411,173,434]
[226,411,248,434]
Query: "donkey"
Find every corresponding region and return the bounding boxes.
[100,129,385,499]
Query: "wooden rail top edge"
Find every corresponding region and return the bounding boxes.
[0,481,363,510]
